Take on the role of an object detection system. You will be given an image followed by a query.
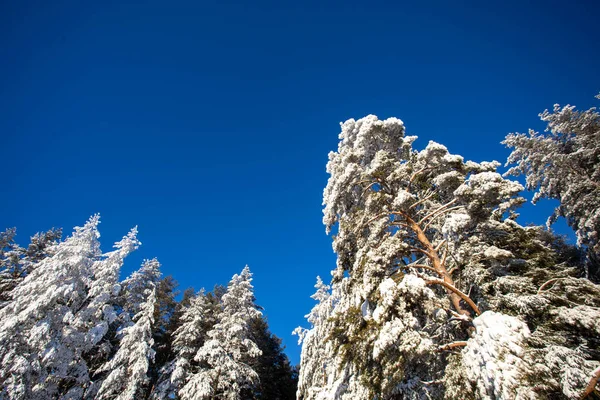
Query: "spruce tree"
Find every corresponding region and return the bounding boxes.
[180,266,262,400]
[0,216,139,399]
[96,286,157,400]
[504,93,600,281]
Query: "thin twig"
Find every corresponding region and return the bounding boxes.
[410,246,432,258]
[405,264,439,274]
[360,181,380,199]
[418,199,458,225]
[409,190,437,210]
[423,206,463,231]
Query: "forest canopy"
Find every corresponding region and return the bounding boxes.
[1,95,599,400]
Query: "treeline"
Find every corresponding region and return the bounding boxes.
[0,219,297,400]
[294,94,600,399]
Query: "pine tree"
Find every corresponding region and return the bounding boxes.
[152,275,179,382]
[503,93,600,281]
[297,114,600,399]
[0,227,62,307]
[245,316,297,399]
[180,266,262,400]
[149,286,195,400]
[0,215,139,399]
[294,277,338,400]
[121,258,162,317]
[168,290,217,395]
[0,227,21,306]
[314,115,526,398]
[96,285,157,400]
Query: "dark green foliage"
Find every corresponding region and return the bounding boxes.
[243,316,298,400]
[152,275,179,373]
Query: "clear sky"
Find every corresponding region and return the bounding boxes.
[1,0,598,365]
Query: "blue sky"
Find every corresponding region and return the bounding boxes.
[1,0,598,365]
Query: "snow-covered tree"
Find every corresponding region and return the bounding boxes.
[159,289,216,396]
[0,215,139,400]
[0,227,62,306]
[180,266,262,400]
[298,115,600,399]
[314,115,525,398]
[294,277,340,400]
[0,228,22,306]
[503,94,600,281]
[96,285,157,400]
[149,287,196,400]
[118,257,179,389]
[84,258,160,398]
[121,258,162,317]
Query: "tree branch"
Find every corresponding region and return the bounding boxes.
[405,264,438,274]
[390,221,412,230]
[580,365,600,400]
[537,278,564,294]
[437,341,468,352]
[398,211,473,317]
[409,190,437,210]
[357,212,389,233]
[425,278,481,315]
[360,181,380,199]
[410,246,432,258]
[418,199,458,225]
[422,205,463,232]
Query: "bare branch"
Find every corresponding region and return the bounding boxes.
[537,278,564,295]
[390,221,412,230]
[449,310,472,322]
[409,190,437,210]
[441,244,449,268]
[435,239,447,252]
[356,212,390,234]
[409,166,431,186]
[410,246,432,258]
[423,205,463,231]
[437,341,468,352]
[360,181,380,199]
[405,264,438,274]
[418,199,458,225]
[425,278,481,315]
[580,365,600,400]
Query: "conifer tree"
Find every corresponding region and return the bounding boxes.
[294,277,337,400]
[504,93,600,281]
[121,258,162,318]
[245,314,297,399]
[149,287,195,400]
[167,290,217,395]
[297,115,600,399]
[0,215,139,399]
[180,266,262,400]
[0,227,62,306]
[96,286,157,400]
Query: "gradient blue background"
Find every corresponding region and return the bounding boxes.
[1,0,598,365]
